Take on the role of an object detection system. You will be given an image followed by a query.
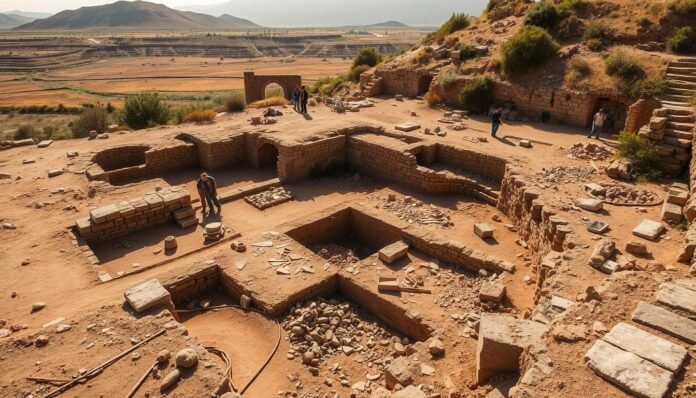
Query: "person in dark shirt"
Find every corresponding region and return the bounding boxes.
[491,107,503,138]
[300,85,309,114]
[292,87,301,112]
[196,172,221,214]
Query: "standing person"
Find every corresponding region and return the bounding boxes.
[196,172,222,215]
[588,109,605,139]
[300,85,309,114]
[292,87,300,112]
[491,107,503,138]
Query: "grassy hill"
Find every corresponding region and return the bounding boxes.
[0,13,33,29]
[13,0,256,31]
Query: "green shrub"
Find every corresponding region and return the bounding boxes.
[265,84,284,98]
[583,20,613,40]
[352,48,382,68]
[669,0,696,15]
[566,56,591,87]
[71,105,109,137]
[500,26,559,75]
[348,65,371,82]
[524,3,560,29]
[666,27,694,53]
[441,73,459,89]
[585,38,603,51]
[458,76,494,113]
[557,15,584,40]
[224,93,247,112]
[454,42,478,61]
[628,77,667,99]
[309,75,346,96]
[616,131,661,179]
[435,13,470,42]
[557,0,588,14]
[14,125,37,141]
[122,93,169,130]
[604,50,643,80]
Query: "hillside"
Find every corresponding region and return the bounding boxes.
[2,10,52,19]
[365,21,410,29]
[219,14,259,28]
[13,0,255,31]
[0,13,33,29]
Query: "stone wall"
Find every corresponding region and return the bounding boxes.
[278,135,347,182]
[160,262,220,305]
[374,67,433,97]
[177,133,246,171]
[435,143,508,182]
[624,98,661,133]
[75,186,191,244]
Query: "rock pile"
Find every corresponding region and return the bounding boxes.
[536,166,596,185]
[567,142,613,161]
[244,187,293,210]
[585,183,661,206]
[379,195,452,227]
[312,244,360,267]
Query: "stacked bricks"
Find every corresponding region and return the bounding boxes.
[374,67,433,97]
[160,262,220,305]
[638,107,693,176]
[625,98,661,133]
[359,73,384,97]
[177,132,246,171]
[75,186,191,244]
[278,135,347,182]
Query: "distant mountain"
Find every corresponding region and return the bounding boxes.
[219,14,259,28]
[13,1,257,31]
[3,10,53,20]
[365,21,410,28]
[0,13,33,29]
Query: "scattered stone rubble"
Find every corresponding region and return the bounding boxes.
[244,187,293,210]
[584,183,661,206]
[312,244,360,267]
[536,166,595,185]
[566,142,614,161]
[378,194,452,227]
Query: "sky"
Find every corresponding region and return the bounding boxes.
[0,0,489,27]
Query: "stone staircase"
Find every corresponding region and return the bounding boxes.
[584,279,696,398]
[638,58,696,176]
[359,73,384,97]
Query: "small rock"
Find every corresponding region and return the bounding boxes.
[35,335,49,347]
[175,348,198,368]
[160,368,181,391]
[428,337,445,357]
[31,302,46,313]
[157,349,171,364]
[56,324,72,333]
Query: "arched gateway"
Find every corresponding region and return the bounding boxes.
[243,71,302,104]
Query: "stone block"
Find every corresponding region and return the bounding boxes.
[585,340,673,398]
[666,188,688,206]
[632,219,664,241]
[177,216,198,229]
[476,314,548,383]
[657,282,696,315]
[385,356,414,389]
[633,301,696,344]
[37,140,53,148]
[48,169,63,178]
[392,386,426,398]
[90,204,120,224]
[519,140,532,148]
[575,198,603,212]
[585,183,606,196]
[378,241,409,264]
[143,193,164,208]
[661,202,683,222]
[603,322,687,373]
[550,295,574,311]
[625,241,648,255]
[649,117,667,130]
[124,279,172,313]
[395,123,420,132]
[474,223,494,239]
[479,282,506,303]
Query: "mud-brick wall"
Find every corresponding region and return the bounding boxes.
[284,208,351,246]
[179,133,246,171]
[146,144,199,174]
[436,144,507,182]
[375,68,432,97]
[624,98,661,133]
[161,263,220,305]
[75,187,191,244]
[279,135,347,182]
[93,146,148,171]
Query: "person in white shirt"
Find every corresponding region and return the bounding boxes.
[588,109,605,139]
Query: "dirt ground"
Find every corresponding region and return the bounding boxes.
[0,96,693,397]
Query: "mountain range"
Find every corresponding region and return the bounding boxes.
[13,1,258,31]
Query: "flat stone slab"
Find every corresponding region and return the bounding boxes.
[479,282,506,303]
[550,295,574,311]
[585,340,673,398]
[674,278,696,292]
[89,204,121,224]
[657,282,696,315]
[124,279,171,313]
[632,301,696,344]
[378,240,409,264]
[632,219,664,241]
[395,122,421,132]
[603,322,687,372]
[667,188,688,206]
[575,198,603,212]
[474,223,494,239]
[661,202,683,222]
[37,140,53,148]
[476,314,548,383]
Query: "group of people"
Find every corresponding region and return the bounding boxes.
[292,86,310,114]
[489,107,609,140]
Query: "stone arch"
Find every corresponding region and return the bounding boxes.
[244,71,302,104]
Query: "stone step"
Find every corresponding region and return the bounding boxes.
[662,136,692,149]
[602,322,688,373]
[585,340,673,398]
[666,113,695,123]
[663,128,694,140]
[667,79,696,89]
[676,57,696,63]
[666,73,696,82]
[667,66,696,75]
[665,121,694,131]
[670,61,696,68]
[632,301,696,344]
[662,93,692,103]
[665,107,695,115]
[666,86,694,96]
[662,101,693,109]
[176,216,198,229]
[657,282,696,315]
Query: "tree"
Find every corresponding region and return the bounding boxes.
[71,104,109,137]
[122,93,170,130]
[353,48,382,68]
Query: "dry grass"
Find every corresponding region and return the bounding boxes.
[308,98,318,106]
[183,109,216,123]
[248,96,289,108]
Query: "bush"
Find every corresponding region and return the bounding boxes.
[458,76,494,113]
[628,77,667,99]
[224,93,247,112]
[436,13,470,42]
[248,96,289,109]
[14,125,37,141]
[71,105,109,137]
[453,42,477,61]
[616,131,661,179]
[604,50,643,80]
[566,56,591,87]
[122,93,169,130]
[309,75,346,96]
[183,109,216,123]
[585,38,603,51]
[557,0,588,14]
[524,3,560,29]
[308,98,318,107]
[583,20,613,40]
[441,73,459,89]
[557,15,584,40]
[667,27,694,53]
[352,48,381,68]
[670,0,696,15]
[348,65,371,82]
[500,26,559,75]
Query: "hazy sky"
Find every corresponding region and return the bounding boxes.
[0,0,489,26]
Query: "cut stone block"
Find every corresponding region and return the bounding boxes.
[585,340,673,398]
[575,198,603,212]
[550,295,574,311]
[395,122,420,132]
[625,241,648,255]
[666,188,689,206]
[90,204,120,224]
[661,202,683,222]
[48,169,63,178]
[674,278,696,292]
[479,282,506,303]
[657,282,696,315]
[176,216,198,229]
[474,223,494,239]
[378,241,409,264]
[13,138,34,147]
[385,356,414,389]
[585,183,606,196]
[632,219,664,241]
[37,140,53,148]
[632,301,696,344]
[519,140,532,148]
[476,314,548,383]
[124,279,172,313]
[603,322,687,372]
[173,207,195,220]
[599,260,620,274]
